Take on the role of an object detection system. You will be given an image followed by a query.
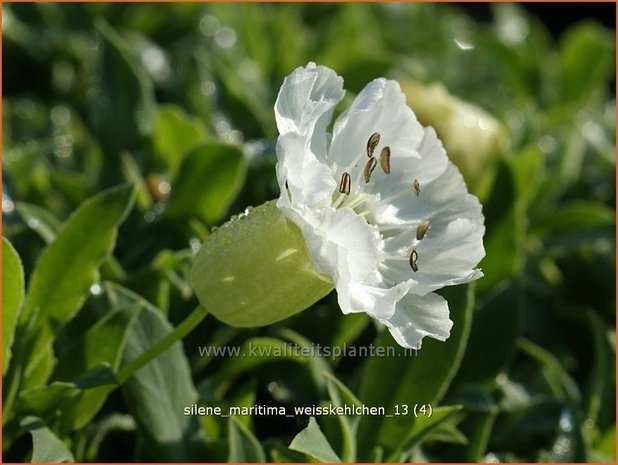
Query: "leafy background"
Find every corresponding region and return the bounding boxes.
[2,3,616,463]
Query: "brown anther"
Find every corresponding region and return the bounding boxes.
[416,220,431,241]
[412,179,420,197]
[339,172,351,195]
[409,249,419,272]
[364,157,377,183]
[380,146,391,174]
[367,132,380,157]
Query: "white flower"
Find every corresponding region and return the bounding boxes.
[275,62,485,349]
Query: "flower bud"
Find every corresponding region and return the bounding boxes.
[401,80,508,193]
[191,200,333,327]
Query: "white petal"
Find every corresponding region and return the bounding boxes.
[288,207,398,315]
[412,216,485,293]
[328,79,424,190]
[380,292,453,349]
[341,278,417,319]
[382,215,485,296]
[375,160,485,296]
[369,160,483,229]
[275,63,344,210]
[275,62,344,157]
[299,207,382,281]
[298,209,421,320]
[276,133,336,208]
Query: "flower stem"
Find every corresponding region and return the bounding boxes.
[117,305,209,384]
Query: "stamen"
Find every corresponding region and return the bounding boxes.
[339,193,367,211]
[409,249,419,272]
[416,220,431,240]
[380,146,391,174]
[339,172,351,195]
[412,179,421,197]
[364,157,377,183]
[367,132,380,158]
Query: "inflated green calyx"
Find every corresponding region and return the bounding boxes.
[191,200,333,327]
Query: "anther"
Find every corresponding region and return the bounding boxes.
[367,132,380,157]
[416,220,431,241]
[412,179,420,197]
[339,172,351,195]
[380,146,391,174]
[409,249,419,272]
[364,157,377,183]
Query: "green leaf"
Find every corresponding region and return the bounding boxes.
[90,20,154,184]
[2,238,25,375]
[20,416,75,463]
[424,421,468,445]
[454,282,522,386]
[488,4,556,103]
[120,151,152,210]
[370,446,384,462]
[150,248,194,301]
[19,382,80,418]
[16,184,134,388]
[227,416,266,462]
[267,439,307,463]
[443,383,500,461]
[324,372,362,411]
[110,284,205,461]
[211,331,333,400]
[595,425,616,461]
[50,301,141,431]
[583,309,614,428]
[54,303,138,382]
[208,53,274,137]
[212,337,309,397]
[325,372,362,462]
[331,312,370,348]
[18,365,118,426]
[462,409,499,462]
[278,328,333,391]
[533,201,615,240]
[518,338,581,402]
[560,22,615,103]
[153,104,208,177]
[530,123,596,220]
[48,169,95,206]
[289,417,342,463]
[476,161,522,294]
[167,143,246,224]
[225,380,257,429]
[357,285,474,455]
[74,414,136,462]
[505,146,544,210]
[491,395,563,459]
[393,405,463,460]
[15,202,62,244]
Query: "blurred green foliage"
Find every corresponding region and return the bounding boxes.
[2,3,615,463]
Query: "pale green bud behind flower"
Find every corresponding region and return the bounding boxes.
[401,80,508,194]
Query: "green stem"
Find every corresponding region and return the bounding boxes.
[2,362,23,425]
[2,311,40,425]
[117,305,209,384]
